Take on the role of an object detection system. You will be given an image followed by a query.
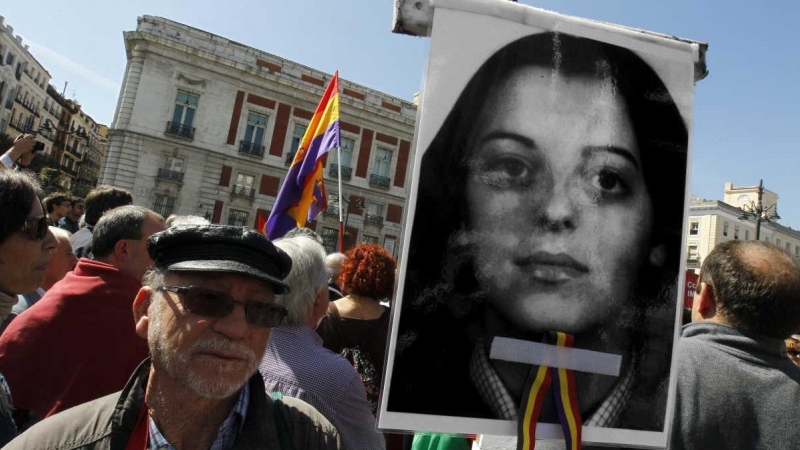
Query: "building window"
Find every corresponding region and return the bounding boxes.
[384,237,396,256]
[228,209,249,226]
[765,236,770,243]
[745,230,750,240]
[776,238,781,247]
[374,148,392,177]
[336,137,354,167]
[369,147,393,188]
[167,91,199,139]
[795,245,799,258]
[329,137,354,179]
[240,112,268,157]
[289,124,306,155]
[362,235,379,244]
[152,194,176,218]
[687,245,699,261]
[321,227,338,254]
[234,173,255,198]
[365,203,384,227]
[723,222,728,237]
[157,157,185,183]
[5,53,14,66]
[689,221,699,235]
[787,243,792,252]
[734,227,739,240]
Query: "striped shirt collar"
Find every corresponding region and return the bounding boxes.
[147,382,250,450]
[469,337,634,427]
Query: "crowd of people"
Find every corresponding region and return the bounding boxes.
[3,122,800,450]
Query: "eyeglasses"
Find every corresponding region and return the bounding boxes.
[21,216,49,240]
[157,285,287,328]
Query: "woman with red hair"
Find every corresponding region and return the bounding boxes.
[317,243,396,416]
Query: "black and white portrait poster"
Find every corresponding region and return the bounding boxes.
[379,0,702,447]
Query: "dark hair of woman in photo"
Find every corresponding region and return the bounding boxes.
[387,31,688,432]
[317,243,396,415]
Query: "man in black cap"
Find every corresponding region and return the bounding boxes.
[6,225,342,450]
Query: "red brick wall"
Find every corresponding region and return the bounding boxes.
[394,139,411,188]
[259,174,280,196]
[269,103,291,157]
[212,200,224,224]
[256,59,282,72]
[355,129,373,178]
[301,74,324,87]
[376,132,398,146]
[387,204,403,224]
[219,165,232,187]
[226,91,245,145]
[246,94,276,109]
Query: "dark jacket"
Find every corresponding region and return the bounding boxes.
[5,360,342,450]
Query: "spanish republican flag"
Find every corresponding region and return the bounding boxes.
[266,72,340,239]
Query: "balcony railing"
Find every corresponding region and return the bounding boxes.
[232,185,256,199]
[157,168,184,183]
[165,121,195,140]
[328,164,352,180]
[285,152,296,166]
[365,214,384,227]
[239,140,265,158]
[369,174,391,189]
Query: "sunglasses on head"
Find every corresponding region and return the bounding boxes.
[157,285,287,328]
[21,216,49,240]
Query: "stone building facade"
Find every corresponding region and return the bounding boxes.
[101,16,416,255]
[0,15,55,157]
[686,182,800,271]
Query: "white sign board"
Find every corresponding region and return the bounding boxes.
[379,1,700,448]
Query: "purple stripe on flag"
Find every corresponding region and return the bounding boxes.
[266,120,340,240]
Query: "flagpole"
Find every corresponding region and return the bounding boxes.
[337,145,344,252]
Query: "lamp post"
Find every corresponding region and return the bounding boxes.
[739,179,780,241]
[333,193,363,252]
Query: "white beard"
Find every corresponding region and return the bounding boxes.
[148,303,258,399]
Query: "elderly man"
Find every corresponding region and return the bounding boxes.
[0,205,165,421]
[261,236,385,450]
[5,225,340,449]
[671,240,800,450]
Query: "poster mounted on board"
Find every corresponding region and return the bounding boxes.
[379,0,704,448]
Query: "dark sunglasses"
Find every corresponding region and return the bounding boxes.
[21,216,49,240]
[158,285,287,328]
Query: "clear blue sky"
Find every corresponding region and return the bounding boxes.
[4,1,800,226]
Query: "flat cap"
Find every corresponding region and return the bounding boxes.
[147,225,292,294]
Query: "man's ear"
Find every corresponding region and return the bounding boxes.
[113,239,131,263]
[133,286,154,339]
[695,281,717,319]
[309,287,329,327]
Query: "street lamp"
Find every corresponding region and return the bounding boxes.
[739,179,780,241]
[39,119,88,139]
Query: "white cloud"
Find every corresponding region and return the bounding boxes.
[24,39,120,93]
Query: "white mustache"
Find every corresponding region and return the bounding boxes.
[190,335,256,363]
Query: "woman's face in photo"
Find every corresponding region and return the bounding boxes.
[465,64,655,335]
